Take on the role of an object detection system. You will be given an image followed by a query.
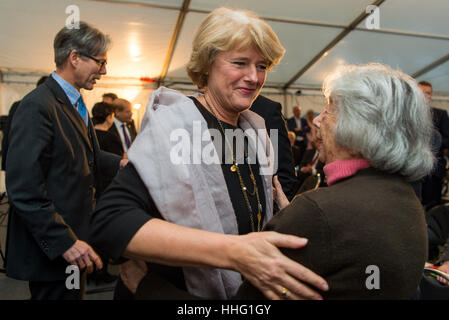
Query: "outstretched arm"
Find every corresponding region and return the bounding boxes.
[91,163,328,300]
[125,219,328,299]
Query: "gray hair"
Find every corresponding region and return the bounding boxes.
[323,63,435,181]
[54,21,111,68]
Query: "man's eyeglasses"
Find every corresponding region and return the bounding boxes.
[79,52,107,69]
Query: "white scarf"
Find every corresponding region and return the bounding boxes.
[128,87,274,299]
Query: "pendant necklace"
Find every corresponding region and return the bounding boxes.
[203,95,263,232]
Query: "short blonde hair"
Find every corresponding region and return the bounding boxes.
[186,7,285,88]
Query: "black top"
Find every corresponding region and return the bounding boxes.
[1,100,21,171]
[250,95,298,200]
[90,97,267,293]
[95,129,123,156]
[95,129,123,196]
[190,97,266,235]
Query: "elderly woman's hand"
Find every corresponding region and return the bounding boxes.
[232,231,328,300]
[272,176,290,211]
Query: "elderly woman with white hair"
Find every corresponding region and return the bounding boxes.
[237,63,434,299]
[90,7,328,300]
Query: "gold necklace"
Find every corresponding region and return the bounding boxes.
[203,96,263,232]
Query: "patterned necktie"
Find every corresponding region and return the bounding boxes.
[76,96,88,127]
[122,124,131,149]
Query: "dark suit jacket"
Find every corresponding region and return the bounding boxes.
[300,149,324,173]
[291,145,303,167]
[432,107,449,149]
[286,116,308,133]
[287,116,310,151]
[108,120,137,156]
[250,95,297,201]
[1,100,21,170]
[5,76,121,281]
[128,119,138,140]
[431,107,449,178]
[294,149,326,193]
[426,204,449,261]
[237,168,428,299]
[421,108,449,210]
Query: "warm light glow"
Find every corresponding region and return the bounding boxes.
[121,87,140,102]
[129,44,142,62]
[133,103,141,110]
[104,31,159,78]
[336,58,346,65]
[128,31,143,62]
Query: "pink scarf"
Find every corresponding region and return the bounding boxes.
[323,159,371,186]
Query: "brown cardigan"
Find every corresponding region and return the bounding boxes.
[236,168,428,300]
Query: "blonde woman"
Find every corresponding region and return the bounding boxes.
[90,7,328,300]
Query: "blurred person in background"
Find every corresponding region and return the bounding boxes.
[109,98,137,157]
[102,92,117,104]
[418,81,449,211]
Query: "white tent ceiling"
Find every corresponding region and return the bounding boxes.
[1,0,449,95]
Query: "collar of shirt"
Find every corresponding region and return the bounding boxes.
[51,71,80,107]
[323,158,371,186]
[114,117,126,127]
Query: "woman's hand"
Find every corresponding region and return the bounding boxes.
[272,176,290,211]
[231,231,329,300]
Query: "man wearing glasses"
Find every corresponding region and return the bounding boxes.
[5,22,125,299]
